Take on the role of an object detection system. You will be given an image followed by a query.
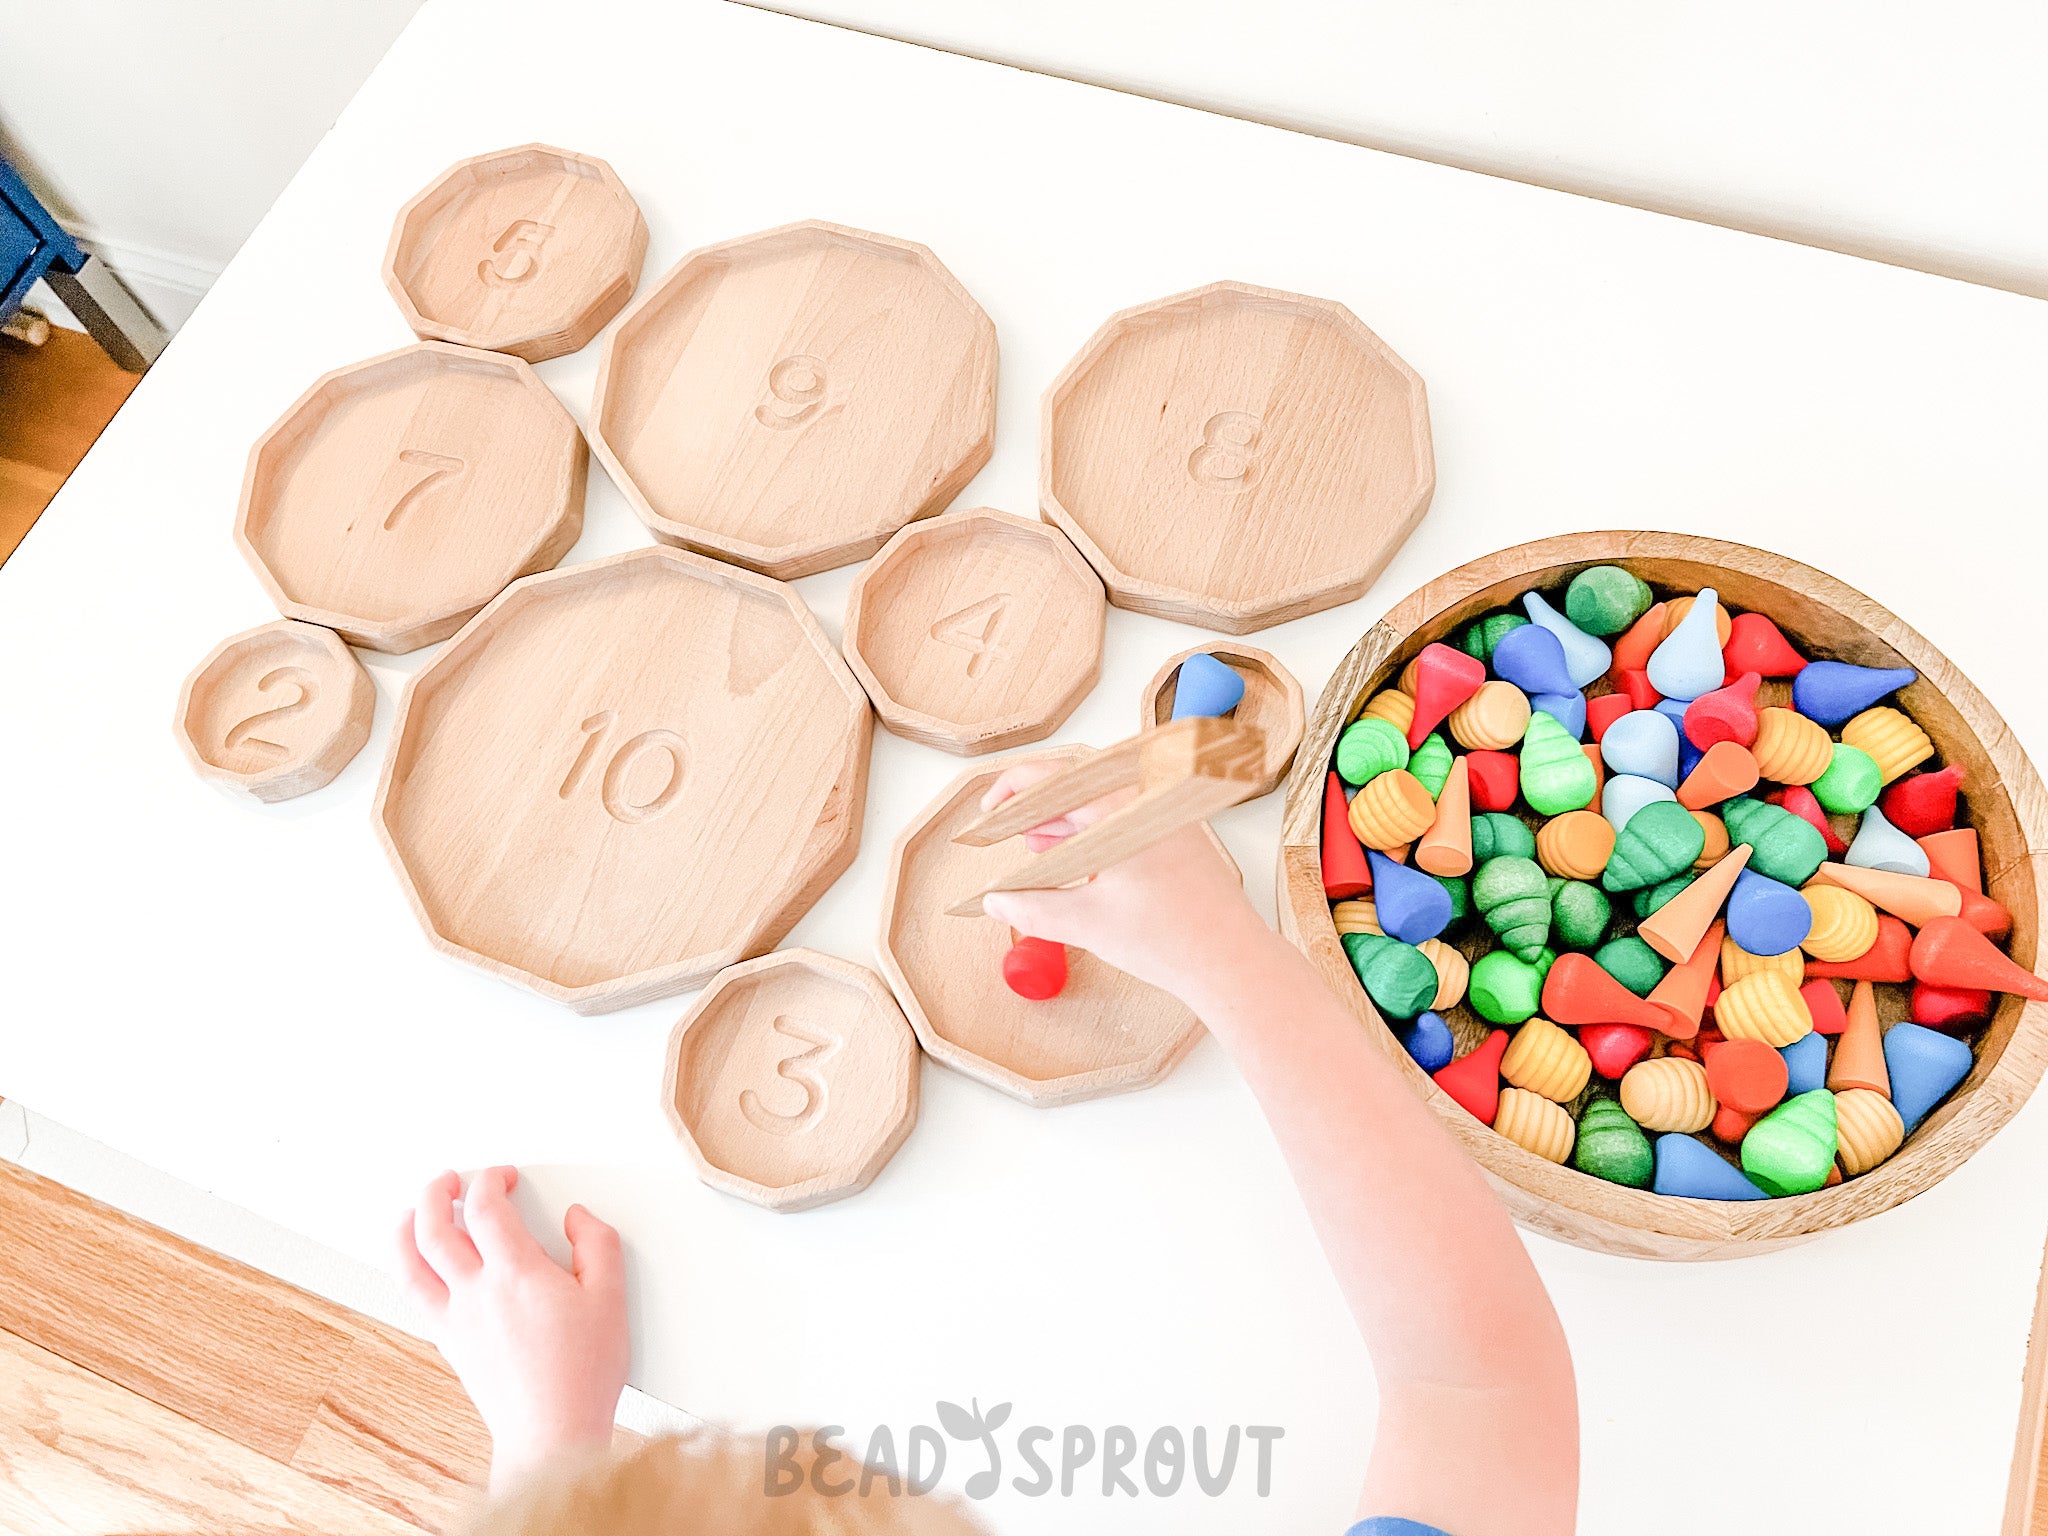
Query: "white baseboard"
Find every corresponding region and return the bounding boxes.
[30,230,222,335]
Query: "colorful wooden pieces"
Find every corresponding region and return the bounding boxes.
[1332,898,1383,936]
[1518,711,1597,814]
[1918,827,1982,891]
[236,342,587,652]
[1617,668,1663,711]
[1833,1088,1905,1177]
[1844,804,1930,877]
[1343,933,1441,1018]
[1723,612,1808,677]
[1366,851,1453,944]
[1721,934,1803,987]
[1841,705,1934,786]
[1002,936,1069,1001]
[1550,878,1612,949]
[1601,709,1681,787]
[1491,621,1578,698]
[1581,1024,1655,1080]
[1522,591,1610,688]
[1653,1133,1767,1199]
[1530,690,1588,741]
[1602,799,1707,891]
[1882,763,1965,838]
[1799,883,1880,963]
[1749,706,1832,785]
[1792,660,1916,727]
[1663,594,1732,645]
[1573,1098,1653,1185]
[1621,1057,1716,1133]
[1143,643,1306,797]
[1911,983,1992,1029]
[1677,741,1761,809]
[1826,980,1889,1096]
[1812,742,1884,814]
[1404,642,1485,748]
[1320,771,1372,899]
[1725,868,1814,957]
[1335,715,1409,786]
[1415,757,1475,877]
[1600,773,1676,834]
[1810,862,1964,927]
[1780,1032,1828,1096]
[1646,919,1724,1038]
[1741,1090,1837,1196]
[1706,1036,1789,1115]
[1646,585,1726,701]
[1471,813,1536,862]
[1465,750,1520,812]
[1909,916,2048,1000]
[373,547,870,1013]
[1723,795,1829,885]
[1461,611,1528,665]
[1501,1016,1593,1102]
[1433,1031,1509,1124]
[1693,810,1731,868]
[1397,1011,1456,1072]
[1566,565,1653,637]
[1883,1022,1975,1131]
[384,145,648,363]
[662,949,916,1212]
[1418,938,1470,1009]
[1043,280,1433,631]
[1349,768,1438,850]
[1586,693,1632,742]
[1469,949,1548,1024]
[1495,1088,1576,1163]
[1683,672,1760,751]
[1448,680,1532,751]
[1475,856,1553,960]
[845,508,1105,755]
[593,221,997,580]
[1711,1104,1759,1143]
[1716,971,1814,1047]
[1360,688,1416,736]
[1801,978,1849,1035]
[1768,784,1850,856]
[1408,732,1456,797]
[1595,935,1668,996]
[1535,809,1614,881]
[1540,952,1665,1029]
[1610,602,1667,677]
[1802,913,1914,982]
[1169,651,1246,720]
[174,620,375,803]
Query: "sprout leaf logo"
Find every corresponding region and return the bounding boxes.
[936,1397,1011,1498]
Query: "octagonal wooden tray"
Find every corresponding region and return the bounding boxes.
[877,747,1237,1105]
[1139,642,1304,797]
[174,619,375,803]
[384,144,648,363]
[236,342,586,653]
[842,507,1105,754]
[374,546,872,1013]
[1043,280,1434,633]
[589,220,998,580]
[662,949,919,1212]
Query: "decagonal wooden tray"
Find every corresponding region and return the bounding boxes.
[662,949,919,1212]
[373,546,872,1014]
[877,747,1237,1105]
[842,507,1105,754]
[589,220,998,580]
[383,144,648,363]
[1138,642,1304,797]
[236,342,586,653]
[174,619,375,803]
[1043,280,1434,633]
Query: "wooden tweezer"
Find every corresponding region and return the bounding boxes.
[945,715,1266,917]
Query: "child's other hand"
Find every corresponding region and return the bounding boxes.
[393,1168,628,1490]
[977,759,1266,1002]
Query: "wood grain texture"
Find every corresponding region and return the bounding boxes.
[0,329,139,565]
[2006,1227,2048,1536]
[661,948,920,1212]
[374,545,873,1014]
[383,144,648,363]
[1041,280,1433,633]
[878,746,1235,1105]
[174,619,375,803]
[590,220,998,580]
[1275,531,2048,1260]
[842,507,1105,754]
[235,341,587,652]
[1140,641,1304,797]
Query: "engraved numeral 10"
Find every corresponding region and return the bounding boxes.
[557,710,687,825]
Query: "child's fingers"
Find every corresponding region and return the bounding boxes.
[462,1165,543,1270]
[564,1203,625,1297]
[412,1170,481,1281]
[978,760,1063,811]
[392,1212,449,1312]
[982,880,1108,950]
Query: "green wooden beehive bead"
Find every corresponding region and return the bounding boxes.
[1741,1089,1839,1196]
[1812,743,1883,814]
[1340,932,1440,1019]
[1408,732,1455,798]
[1573,1098,1654,1187]
[1551,879,1612,950]
[1601,799,1707,891]
[1520,711,1598,815]
[1334,716,1410,786]
[1634,872,1695,920]
[1564,566,1654,637]
[1461,611,1529,665]
[1471,812,1537,862]
[1594,935,1667,996]
[1474,856,1552,960]
[1720,796,1828,886]
[1469,948,1546,1023]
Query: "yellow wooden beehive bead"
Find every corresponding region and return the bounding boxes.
[1536,810,1616,881]
[1417,938,1469,1010]
[1347,769,1437,850]
[1841,706,1933,784]
[1331,898,1383,936]
[1720,934,1804,987]
[1495,1088,1576,1164]
[1500,1016,1592,1102]
[1834,1086,1906,1177]
[1359,689,1416,737]
[1693,811,1729,869]
[1716,970,1814,1047]
[1751,707,1833,785]
[1619,1056,1716,1133]
[1397,656,1422,695]
[1800,882,1880,963]
[1448,680,1531,751]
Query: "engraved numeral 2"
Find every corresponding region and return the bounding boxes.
[929,593,1009,679]
[753,354,833,431]
[223,667,319,761]
[739,1015,838,1135]
[1187,411,1264,490]
[558,710,686,826]
[478,220,554,286]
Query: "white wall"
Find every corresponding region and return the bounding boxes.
[0,0,426,329]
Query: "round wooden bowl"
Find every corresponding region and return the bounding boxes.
[1276,531,2048,1260]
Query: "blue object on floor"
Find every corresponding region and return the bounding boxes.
[1652,1133,1768,1199]
[1367,850,1453,945]
[1780,1032,1827,1096]
[0,156,87,322]
[1169,652,1246,720]
[1396,1012,1455,1073]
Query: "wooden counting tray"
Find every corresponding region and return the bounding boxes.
[1139,642,1304,797]
[373,546,872,1014]
[662,949,920,1213]
[384,144,648,363]
[589,220,998,580]
[174,620,374,803]
[877,747,1236,1105]
[842,507,1105,754]
[236,342,587,653]
[1043,280,1434,633]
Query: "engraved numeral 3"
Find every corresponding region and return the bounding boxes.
[739,1016,838,1135]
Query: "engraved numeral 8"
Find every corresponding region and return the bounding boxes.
[1187,411,1264,490]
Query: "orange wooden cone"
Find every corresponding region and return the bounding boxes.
[1541,952,1669,1029]
[1584,744,1605,813]
[1677,741,1760,810]
[1646,919,1724,1040]
[1909,916,2048,1001]
[1811,863,1963,927]
[1610,603,1667,678]
[1918,828,1982,892]
[1827,980,1890,1096]
[1638,845,1752,962]
[1415,757,1474,877]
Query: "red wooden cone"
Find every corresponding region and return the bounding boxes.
[1827,980,1890,1095]
[1618,669,1662,711]
[1804,914,1913,981]
[1911,982,1994,1029]
[1880,764,1964,838]
[1958,888,2014,941]
[1918,828,1982,892]
[1683,671,1761,750]
[1432,1030,1508,1125]
[1542,952,1669,1028]
[1610,604,1666,679]
[1581,1023,1653,1079]
[1407,642,1486,749]
[1722,612,1808,677]
[1909,916,2048,1000]
[1321,771,1371,899]
[1465,750,1519,813]
[1712,1104,1759,1143]
[1646,918,1723,1040]
[1587,693,1632,742]
[1799,978,1849,1035]
[1769,785,1849,855]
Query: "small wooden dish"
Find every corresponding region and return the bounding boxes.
[1139,643,1304,797]
[236,342,586,654]
[877,747,1236,1105]
[589,220,998,580]
[374,546,872,1014]
[1276,531,2048,1260]
[842,508,1105,755]
[1043,280,1434,633]
[174,620,374,803]
[662,948,919,1213]
[383,144,648,363]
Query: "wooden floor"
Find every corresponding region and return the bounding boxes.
[0,1153,491,1535]
[0,328,140,565]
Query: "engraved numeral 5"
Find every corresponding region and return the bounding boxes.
[478,220,554,286]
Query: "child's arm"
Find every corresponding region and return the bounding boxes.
[982,772,1578,1536]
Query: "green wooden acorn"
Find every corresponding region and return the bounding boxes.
[1408,732,1455,798]
[1461,611,1529,665]
[1551,879,1612,950]
[1520,711,1598,815]
[1600,799,1707,891]
[1474,856,1552,961]
[1340,932,1440,1019]
[1720,796,1827,886]
[1573,1098,1654,1187]
[1741,1089,1839,1196]
[1471,812,1537,862]
[1565,566,1654,637]
[1469,947,1549,1023]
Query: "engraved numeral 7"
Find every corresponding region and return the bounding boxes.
[382,449,465,530]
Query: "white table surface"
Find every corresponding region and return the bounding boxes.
[5,2,2048,1530]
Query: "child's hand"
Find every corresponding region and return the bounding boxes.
[393,1168,629,1491]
